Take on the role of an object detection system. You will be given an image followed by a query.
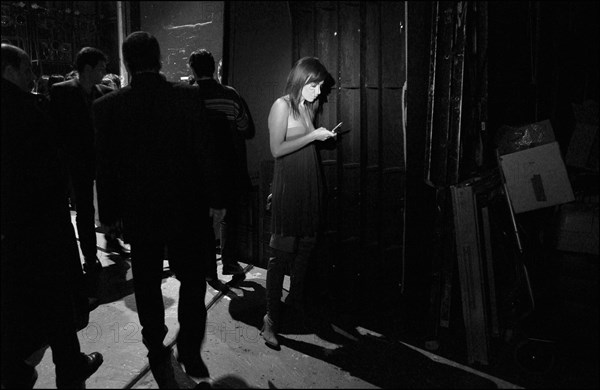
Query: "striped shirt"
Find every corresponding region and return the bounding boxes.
[195,78,253,195]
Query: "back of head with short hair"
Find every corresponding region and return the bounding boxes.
[1,43,26,75]
[188,49,215,79]
[75,47,107,74]
[122,31,162,74]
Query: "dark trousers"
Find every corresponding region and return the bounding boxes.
[1,260,84,387]
[265,236,315,323]
[70,169,97,261]
[219,193,245,266]
[129,225,209,356]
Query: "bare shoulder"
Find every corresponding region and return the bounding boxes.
[271,96,290,113]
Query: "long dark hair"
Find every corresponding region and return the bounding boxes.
[284,56,330,121]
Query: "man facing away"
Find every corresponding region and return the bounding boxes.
[188,49,255,282]
[1,43,103,389]
[93,31,229,381]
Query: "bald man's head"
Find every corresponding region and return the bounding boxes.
[1,43,34,92]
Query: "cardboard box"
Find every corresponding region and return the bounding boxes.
[556,202,599,255]
[496,119,556,155]
[499,142,574,214]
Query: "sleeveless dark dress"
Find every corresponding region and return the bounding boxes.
[270,125,322,237]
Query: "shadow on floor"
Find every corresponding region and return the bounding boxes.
[225,279,496,389]
[91,253,176,313]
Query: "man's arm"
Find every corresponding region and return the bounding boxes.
[236,94,255,140]
[193,97,234,210]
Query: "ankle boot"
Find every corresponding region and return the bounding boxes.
[260,314,280,349]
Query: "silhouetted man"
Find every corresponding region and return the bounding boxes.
[93,31,228,381]
[50,47,123,298]
[188,49,254,282]
[1,43,103,389]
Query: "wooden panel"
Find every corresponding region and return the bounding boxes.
[288,0,407,309]
[451,184,490,365]
[340,165,361,240]
[382,88,404,169]
[365,2,380,87]
[339,2,360,88]
[316,6,338,81]
[382,170,404,248]
[339,88,361,163]
[317,84,338,159]
[294,8,314,60]
[321,160,339,233]
[381,1,404,88]
[383,245,403,275]
[366,88,380,166]
[365,167,381,246]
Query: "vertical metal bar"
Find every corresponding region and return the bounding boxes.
[359,1,368,254]
[447,1,467,184]
[377,1,384,261]
[424,1,439,187]
[400,0,408,294]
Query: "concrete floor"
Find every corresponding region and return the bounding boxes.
[28,210,599,388]
[26,213,527,389]
[31,260,521,389]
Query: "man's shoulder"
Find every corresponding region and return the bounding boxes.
[52,78,78,90]
[221,84,238,93]
[94,86,128,107]
[170,81,200,93]
[97,84,115,95]
[219,83,242,97]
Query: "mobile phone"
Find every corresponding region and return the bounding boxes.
[331,122,343,133]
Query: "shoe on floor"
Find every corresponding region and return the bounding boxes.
[83,258,103,274]
[222,262,244,276]
[55,352,103,388]
[177,354,210,379]
[227,272,246,285]
[260,314,280,350]
[105,237,131,255]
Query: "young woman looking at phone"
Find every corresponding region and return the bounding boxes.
[261,57,336,349]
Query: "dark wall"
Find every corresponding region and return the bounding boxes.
[488,1,600,152]
[227,1,292,183]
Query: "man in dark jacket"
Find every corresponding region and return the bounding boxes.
[50,47,124,291]
[93,31,227,381]
[188,49,254,281]
[1,43,103,389]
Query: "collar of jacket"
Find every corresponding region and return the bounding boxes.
[196,78,218,86]
[130,72,166,87]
